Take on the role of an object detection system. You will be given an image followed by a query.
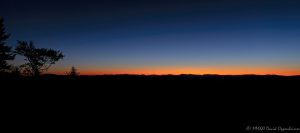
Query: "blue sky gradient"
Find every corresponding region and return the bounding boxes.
[1,0,300,75]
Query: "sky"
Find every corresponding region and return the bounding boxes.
[1,0,300,75]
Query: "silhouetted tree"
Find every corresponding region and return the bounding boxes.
[67,66,79,76]
[9,66,22,76]
[0,17,15,73]
[15,41,64,76]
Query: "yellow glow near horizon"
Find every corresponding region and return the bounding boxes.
[48,66,300,76]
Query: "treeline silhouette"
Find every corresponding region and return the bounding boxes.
[0,17,64,77]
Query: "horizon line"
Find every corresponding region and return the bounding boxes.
[43,73,300,77]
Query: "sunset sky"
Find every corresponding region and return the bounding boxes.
[1,0,300,75]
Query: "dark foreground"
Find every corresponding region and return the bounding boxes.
[2,75,299,132]
[3,74,300,87]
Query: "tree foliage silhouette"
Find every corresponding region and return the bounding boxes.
[0,17,15,73]
[67,66,79,76]
[15,41,64,76]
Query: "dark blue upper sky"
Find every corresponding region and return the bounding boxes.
[1,0,300,75]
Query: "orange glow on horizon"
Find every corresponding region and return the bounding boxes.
[48,66,300,76]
